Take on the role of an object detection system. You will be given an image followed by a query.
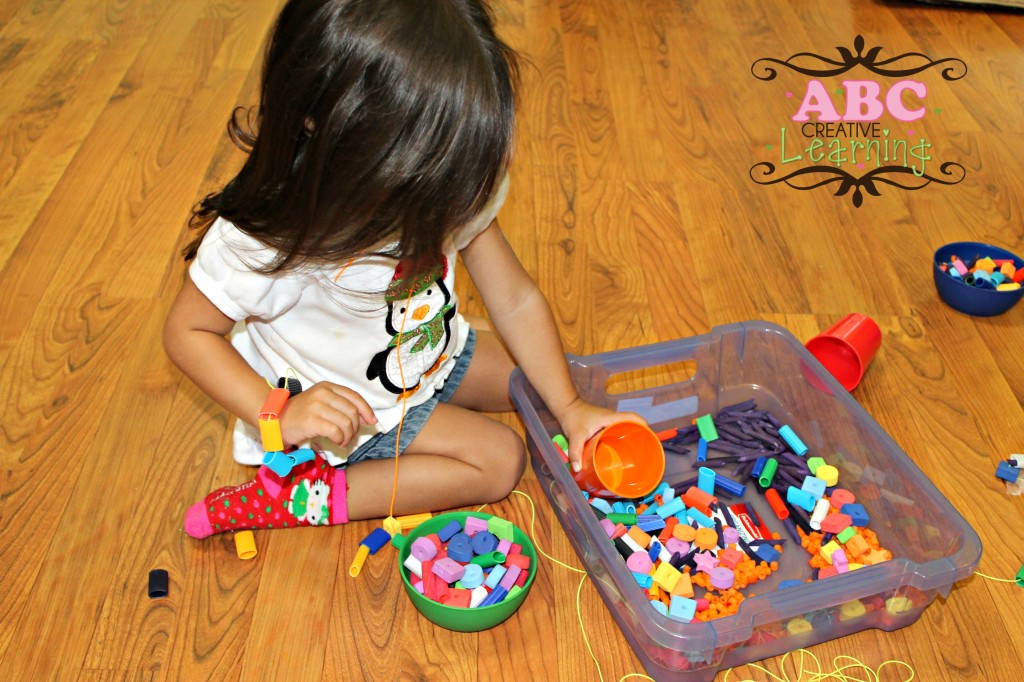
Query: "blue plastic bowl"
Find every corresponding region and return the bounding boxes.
[933,241,1024,316]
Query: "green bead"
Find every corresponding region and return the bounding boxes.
[807,457,826,475]
[759,458,779,487]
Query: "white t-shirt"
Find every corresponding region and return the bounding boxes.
[190,175,509,465]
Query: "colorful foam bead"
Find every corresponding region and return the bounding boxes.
[695,415,719,442]
[627,552,653,574]
[815,465,839,487]
[484,565,507,588]
[819,513,852,535]
[499,565,522,591]
[488,516,514,541]
[840,503,870,526]
[787,486,817,512]
[652,562,683,591]
[830,488,856,508]
[778,425,808,456]
[996,461,1020,483]
[432,557,466,584]
[709,567,735,590]
[437,520,463,543]
[668,596,697,622]
[633,571,654,588]
[655,497,685,519]
[462,516,489,536]
[471,531,499,556]
[758,458,779,487]
[459,563,485,589]
[698,467,716,495]
[447,533,474,563]
[686,507,714,528]
[801,475,827,500]
[411,536,438,561]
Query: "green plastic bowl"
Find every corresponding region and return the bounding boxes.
[398,511,537,632]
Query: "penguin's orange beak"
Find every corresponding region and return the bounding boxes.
[412,305,430,321]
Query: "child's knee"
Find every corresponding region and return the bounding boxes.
[481,426,525,501]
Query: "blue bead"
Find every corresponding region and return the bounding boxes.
[471,531,499,556]
[437,519,463,543]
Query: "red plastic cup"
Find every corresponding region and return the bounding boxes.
[804,314,881,391]
[574,422,665,499]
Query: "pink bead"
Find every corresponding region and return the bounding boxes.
[626,552,653,574]
[499,565,522,590]
[832,548,849,573]
[463,516,489,536]
[665,538,690,556]
[709,567,735,590]
[411,537,437,562]
[600,518,616,537]
[432,557,465,584]
[723,527,739,545]
[496,539,513,555]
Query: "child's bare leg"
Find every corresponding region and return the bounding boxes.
[445,327,516,412]
[344,402,525,519]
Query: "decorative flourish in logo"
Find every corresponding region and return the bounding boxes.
[751,35,967,82]
[749,161,966,208]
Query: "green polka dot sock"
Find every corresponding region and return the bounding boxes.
[183,457,348,539]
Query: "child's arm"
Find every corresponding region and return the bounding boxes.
[460,221,646,471]
[163,277,376,446]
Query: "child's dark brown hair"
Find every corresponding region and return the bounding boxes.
[184,0,518,273]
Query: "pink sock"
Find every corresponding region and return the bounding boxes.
[184,457,349,539]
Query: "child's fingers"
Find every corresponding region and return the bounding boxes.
[568,436,585,473]
[327,383,377,424]
[314,416,354,446]
[613,410,648,427]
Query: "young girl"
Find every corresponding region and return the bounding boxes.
[164,0,643,539]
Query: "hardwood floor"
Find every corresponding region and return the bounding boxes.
[1,0,1022,679]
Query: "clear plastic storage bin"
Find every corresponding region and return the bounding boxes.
[510,321,981,681]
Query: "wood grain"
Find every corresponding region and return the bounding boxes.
[1,0,1022,680]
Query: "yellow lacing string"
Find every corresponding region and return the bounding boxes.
[722,650,915,682]
[974,571,1020,584]
[475,489,918,682]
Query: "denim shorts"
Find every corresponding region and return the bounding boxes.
[343,328,476,465]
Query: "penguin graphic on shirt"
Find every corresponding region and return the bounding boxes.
[366,256,456,398]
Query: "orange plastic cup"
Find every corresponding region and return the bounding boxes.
[804,313,882,391]
[574,422,665,499]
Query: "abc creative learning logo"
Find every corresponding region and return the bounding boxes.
[749,35,967,207]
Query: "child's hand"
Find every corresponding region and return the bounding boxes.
[279,382,377,447]
[558,398,647,473]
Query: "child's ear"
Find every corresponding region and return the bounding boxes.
[304,116,315,134]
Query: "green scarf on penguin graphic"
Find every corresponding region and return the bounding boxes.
[384,258,452,355]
